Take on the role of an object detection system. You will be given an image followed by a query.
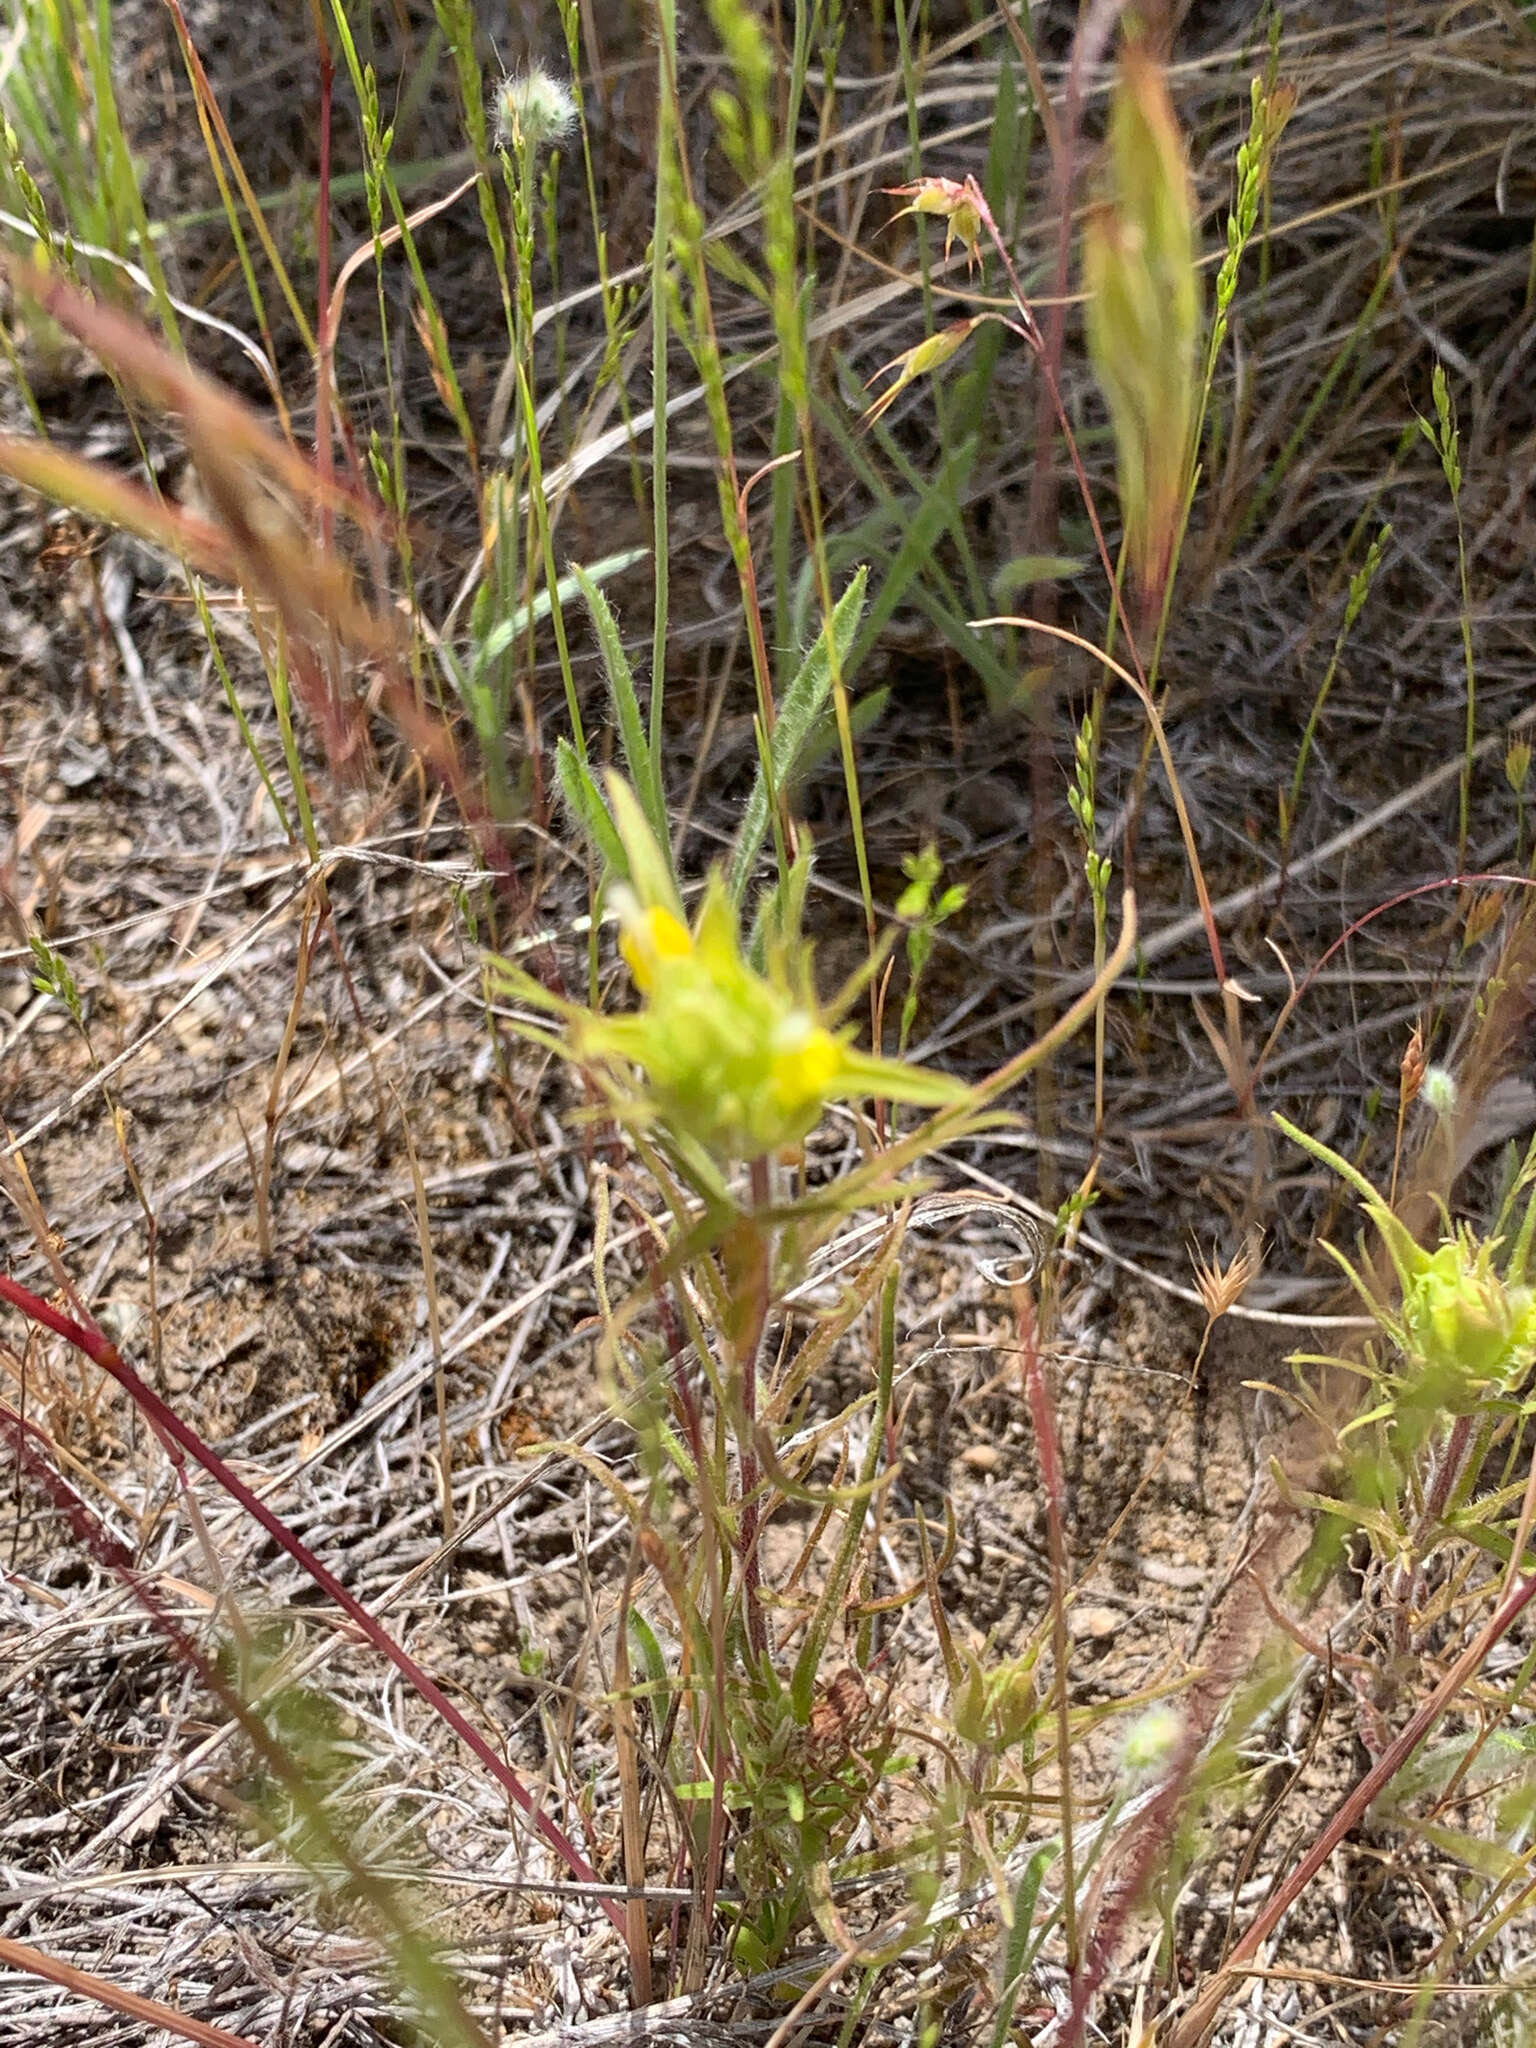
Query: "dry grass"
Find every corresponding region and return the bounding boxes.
[4,2,1536,2043]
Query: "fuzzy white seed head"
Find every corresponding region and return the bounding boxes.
[1120,1703,1183,1779]
[493,66,577,153]
[1422,1065,1458,1121]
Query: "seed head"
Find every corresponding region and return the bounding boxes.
[1191,1231,1264,1323]
[1082,41,1202,622]
[1422,1065,1458,1122]
[493,66,577,153]
[1120,1703,1183,1778]
[1399,1024,1427,1108]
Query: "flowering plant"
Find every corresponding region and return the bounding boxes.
[1274,1112,1536,1462]
[1399,1233,1536,1416]
[493,775,963,1180]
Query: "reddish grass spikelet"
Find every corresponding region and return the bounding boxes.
[1400,1023,1427,1109]
[884,174,986,275]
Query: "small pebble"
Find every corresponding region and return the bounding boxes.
[1069,1604,1120,1642]
[960,1443,1002,1472]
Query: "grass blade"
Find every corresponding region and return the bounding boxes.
[729,565,868,908]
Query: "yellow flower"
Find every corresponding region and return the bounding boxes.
[620,904,694,995]
[560,777,965,1166]
[770,1018,842,1113]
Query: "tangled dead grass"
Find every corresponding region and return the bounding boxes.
[3,2,1536,2042]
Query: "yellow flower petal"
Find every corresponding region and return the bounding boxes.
[771,1023,844,1111]
[620,903,694,993]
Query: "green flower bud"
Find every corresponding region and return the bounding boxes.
[565,778,965,1165]
[1399,1235,1536,1410]
[952,1645,1038,1751]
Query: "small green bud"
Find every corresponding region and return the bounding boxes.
[1399,1234,1536,1413]
[952,1645,1038,1751]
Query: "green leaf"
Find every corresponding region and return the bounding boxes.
[990,1842,1061,2048]
[626,1609,670,1699]
[746,830,816,968]
[792,683,890,800]
[1407,1819,1524,1882]
[606,772,683,916]
[471,546,648,675]
[991,553,1090,604]
[574,562,666,846]
[729,565,868,907]
[553,738,625,877]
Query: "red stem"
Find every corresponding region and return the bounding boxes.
[1168,1565,1536,2046]
[1,1398,493,2045]
[1019,1290,1079,1973]
[0,1273,624,1931]
[1251,871,1536,1106]
[738,1158,773,1662]
[0,1928,258,2048]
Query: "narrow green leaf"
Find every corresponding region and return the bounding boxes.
[992,554,1090,604]
[554,738,625,877]
[606,771,683,915]
[574,562,667,845]
[990,1842,1061,2048]
[793,682,891,796]
[471,546,648,674]
[729,565,868,907]
[626,1609,670,1698]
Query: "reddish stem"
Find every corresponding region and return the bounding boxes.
[737,1157,774,1663]
[0,1928,258,2048]
[0,1273,623,1931]
[1018,1289,1079,1972]
[1168,1565,1536,2047]
[1,1398,493,2045]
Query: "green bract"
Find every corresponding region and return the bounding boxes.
[494,776,963,1170]
[1399,1234,1536,1413]
[1083,41,1202,618]
[1274,1113,1536,1447]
